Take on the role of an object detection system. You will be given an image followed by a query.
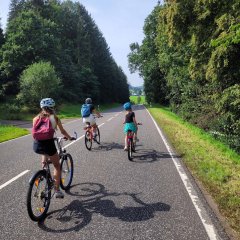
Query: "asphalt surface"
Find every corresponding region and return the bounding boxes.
[0,105,230,240]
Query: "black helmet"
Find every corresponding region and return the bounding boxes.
[85,98,92,104]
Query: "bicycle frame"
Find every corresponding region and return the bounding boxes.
[127,130,134,144]
[84,124,94,140]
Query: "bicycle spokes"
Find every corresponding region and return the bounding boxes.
[60,154,74,190]
[27,171,51,221]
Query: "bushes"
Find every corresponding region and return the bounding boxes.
[17,61,62,110]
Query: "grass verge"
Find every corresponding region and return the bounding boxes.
[130,95,146,104]
[58,102,121,118]
[148,104,240,238]
[0,103,121,142]
[0,125,29,142]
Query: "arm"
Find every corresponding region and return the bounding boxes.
[33,116,37,125]
[93,109,101,118]
[56,117,72,140]
[133,117,138,127]
[132,112,137,126]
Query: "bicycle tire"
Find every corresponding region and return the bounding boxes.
[60,153,74,190]
[132,140,136,152]
[128,138,133,161]
[85,130,92,150]
[26,170,51,221]
[95,127,100,144]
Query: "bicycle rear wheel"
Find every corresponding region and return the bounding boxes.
[26,170,51,221]
[95,127,100,144]
[60,153,74,190]
[85,130,92,150]
[128,138,133,161]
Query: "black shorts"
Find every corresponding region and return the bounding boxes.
[33,139,57,156]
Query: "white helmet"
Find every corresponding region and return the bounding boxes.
[85,98,92,104]
[40,98,55,108]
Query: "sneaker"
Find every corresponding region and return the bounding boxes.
[55,190,64,199]
[124,147,128,151]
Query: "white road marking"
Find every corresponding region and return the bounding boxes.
[146,107,221,240]
[64,134,85,148]
[0,118,107,190]
[0,170,30,190]
[107,117,114,121]
[98,123,105,127]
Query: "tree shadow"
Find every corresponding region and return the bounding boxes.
[38,182,171,233]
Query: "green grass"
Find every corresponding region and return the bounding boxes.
[58,102,121,118]
[130,95,146,104]
[0,102,121,142]
[148,104,240,238]
[0,125,29,142]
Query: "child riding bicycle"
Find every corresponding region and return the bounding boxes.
[123,102,139,151]
[81,98,102,138]
[32,98,75,199]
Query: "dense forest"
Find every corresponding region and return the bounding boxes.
[0,0,129,109]
[128,0,240,153]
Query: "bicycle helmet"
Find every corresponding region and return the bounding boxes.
[123,102,131,110]
[85,98,92,104]
[40,98,55,108]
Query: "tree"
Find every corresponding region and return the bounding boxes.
[8,0,25,22]
[0,21,5,100]
[17,61,62,109]
[1,0,129,104]
[1,10,60,86]
[128,5,168,104]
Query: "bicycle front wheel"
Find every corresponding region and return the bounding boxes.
[95,127,100,144]
[128,138,133,161]
[26,170,51,221]
[60,153,74,190]
[85,130,92,150]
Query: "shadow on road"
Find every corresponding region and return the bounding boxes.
[91,141,124,151]
[131,148,182,163]
[38,182,171,233]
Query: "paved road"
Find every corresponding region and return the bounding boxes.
[0,105,230,240]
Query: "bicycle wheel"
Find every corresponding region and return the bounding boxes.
[85,130,92,150]
[26,170,51,221]
[132,140,136,153]
[128,138,133,161]
[95,126,100,144]
[60,153,74,190]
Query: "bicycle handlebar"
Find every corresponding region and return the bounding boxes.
[56,131,78,142]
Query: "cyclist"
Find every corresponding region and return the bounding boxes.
[82,98,102,139]
[32,98,75,199]
[123,102,138,151]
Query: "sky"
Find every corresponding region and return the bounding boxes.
[0,0,160,87]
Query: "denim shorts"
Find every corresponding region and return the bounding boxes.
[33,139,57,156]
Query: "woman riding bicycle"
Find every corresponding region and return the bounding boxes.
[123,102,139,151]
[32,98,74,198]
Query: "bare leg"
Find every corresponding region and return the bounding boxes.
[41,155,48,168]
[125,135,128,148]
[49,153,61,190]
[92,123,98,135]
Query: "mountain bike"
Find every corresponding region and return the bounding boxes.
[26,134,76,222]
[127,123,141,161]
[84,115,102,151]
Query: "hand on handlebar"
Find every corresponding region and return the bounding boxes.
[63,132,77,141]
